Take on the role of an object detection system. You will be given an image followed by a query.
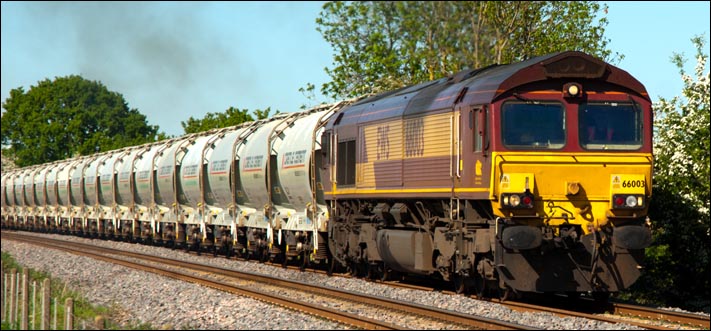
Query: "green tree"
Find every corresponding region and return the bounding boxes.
[180,107,276,134]
[1,75,159,167]
[316,1,619,99]
[624,36,710,311]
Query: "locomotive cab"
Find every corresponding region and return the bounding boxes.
[487,53,653,296]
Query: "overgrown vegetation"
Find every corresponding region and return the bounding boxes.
[315,1,618,99]
[1,75,163,167]
[180,106,277,135]
[619,36,710,312]
[1,251,154,330]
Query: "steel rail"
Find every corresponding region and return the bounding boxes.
[3,232,533,330]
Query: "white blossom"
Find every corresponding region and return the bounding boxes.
[653,35,710,221]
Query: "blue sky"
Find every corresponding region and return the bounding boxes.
[2,1,709,137]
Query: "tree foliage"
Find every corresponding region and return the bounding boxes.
[1,75,159,167]
[623,36,710,311]
[316,1,620,99]
[180,107,276,135]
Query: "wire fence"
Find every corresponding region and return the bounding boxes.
[1,268,106,330]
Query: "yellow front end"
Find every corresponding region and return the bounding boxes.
[491,152,652,234]
[489,151,653,293]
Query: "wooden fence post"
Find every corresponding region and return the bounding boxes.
[0,265,2,321]
[15,270,20,325]
[52,298,57,330]
[9,269,16,326]
[65,297,73,330]
[31,280,36,330]
[21,268,28,330]
[41,279,50,330]
[2,272,6,323]
[95,315,105,330]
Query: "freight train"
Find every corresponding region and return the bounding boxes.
[1,51,653,300]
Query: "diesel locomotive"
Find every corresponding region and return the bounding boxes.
[2,51,653,299]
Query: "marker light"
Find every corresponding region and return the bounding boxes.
[568,84,579,96]
[522,195,532,206]
[563,82,582,98]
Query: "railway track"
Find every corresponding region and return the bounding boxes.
[493,299,709,330]
[366,273,709,330]
[4,231,708,330]
[2,231,534,330]
[604,302,710,330]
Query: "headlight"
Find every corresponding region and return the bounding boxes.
[626,195,637,207]
[510,194,521,207]
[611,194,645,209]
[501,193,535,209]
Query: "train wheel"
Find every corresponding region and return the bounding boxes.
[281,253,289,268]
[225,244,232,259]
[365,262,377,280]
[327,258,334,276]
[348,261,360,277]
[259,247,269,263]
[473,275,487,298]
[566,291,581,300]
[592,292,610,303]
[453,274,467,294]
[379,263,389,281]
[299,251,309,272]
[499,286,512,301]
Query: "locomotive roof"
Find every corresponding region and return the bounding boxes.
[333,51,649,126]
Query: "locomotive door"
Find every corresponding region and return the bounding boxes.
[456,105,491,200]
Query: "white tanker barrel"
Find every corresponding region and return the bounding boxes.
[56,163,71,207]
[179,135,214,208]
[7,173,14,207]
[4,173,13,209]
[83,157,103,206]
[134,146,161,207]
[206,128,247,207]
[34,166,49,207]
[98,153,122,207]
[155,139,189,208]
[23,168,36,207]
[115,149,142,207]
[14,171,26,207]
[275,110,329,211]
[240,120,282,211]
[7,173,16,207]
[1,174,7,208]
[7,174,13,208]
[70,158,92,207]
[45,166,59,206]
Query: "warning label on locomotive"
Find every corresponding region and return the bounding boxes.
[611,175,621,188]
[500,174,510,189]
[611,174,646,193]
